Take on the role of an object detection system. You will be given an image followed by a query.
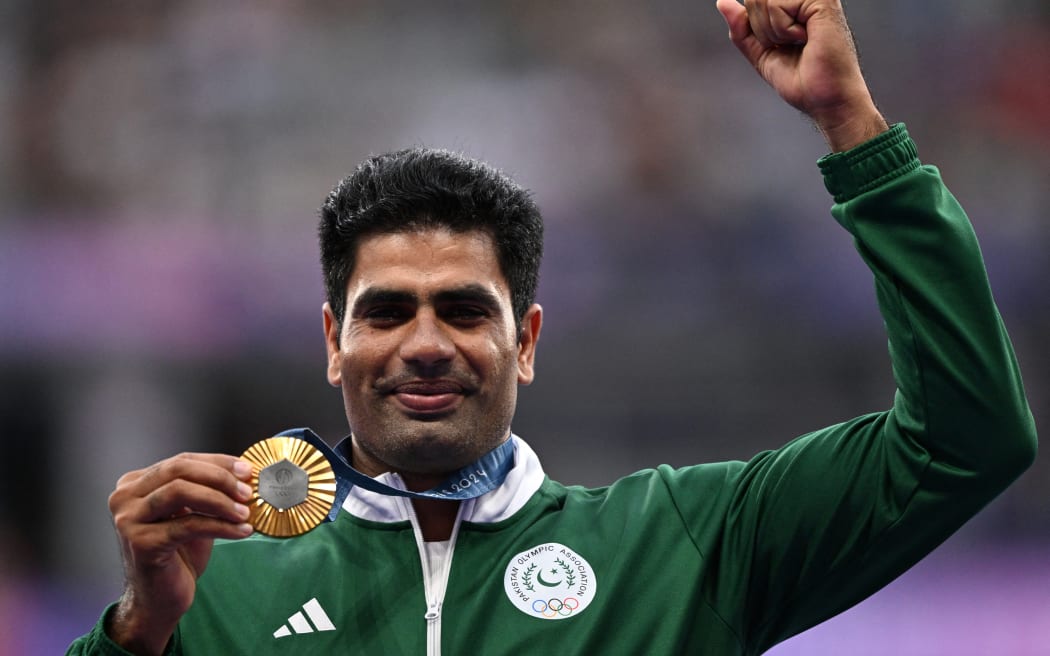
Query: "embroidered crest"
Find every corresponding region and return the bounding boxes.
[503,542,596,620]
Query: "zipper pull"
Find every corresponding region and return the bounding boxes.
[424,602,441,621]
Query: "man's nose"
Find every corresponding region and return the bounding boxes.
[399,310,455,367]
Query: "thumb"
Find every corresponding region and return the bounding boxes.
[715,0,763,65]
[716,0,749,43]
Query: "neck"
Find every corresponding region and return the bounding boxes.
[348,441,462,541]
[411,497,461,541]
[401,470,461,541]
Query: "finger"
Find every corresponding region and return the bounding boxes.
[716,0,750,42]
[769,4,807,45]
[124,514,253,556]
[117,453,253,505]
[745,0,776,49]
[164,514,253,543]
[138,478,252,524]
[110,466,254,535]
[717,0,767,67]
[112,486,248,549]
[119,453,253,489]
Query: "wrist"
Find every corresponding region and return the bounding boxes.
[813,100,889,153]
[107,596,177,656]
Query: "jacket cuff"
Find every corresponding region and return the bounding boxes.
[818,123,920,203]
[69,603,179,656]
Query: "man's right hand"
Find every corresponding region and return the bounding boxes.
[106,453,255,656]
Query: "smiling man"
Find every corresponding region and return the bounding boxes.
[320,185,543,541]
[326,228,540,488]
[69,1,1036,655]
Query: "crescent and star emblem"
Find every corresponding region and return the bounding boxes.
[537,568,562,587]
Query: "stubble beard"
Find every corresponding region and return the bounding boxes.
[350,394,516,480]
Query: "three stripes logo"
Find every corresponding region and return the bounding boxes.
[272,598,336,639]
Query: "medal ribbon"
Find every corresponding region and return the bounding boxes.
[275,428,515,523]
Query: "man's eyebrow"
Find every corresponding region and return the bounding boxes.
[432,284,503,310]
[349,288,417,316]
[349,284,503,316]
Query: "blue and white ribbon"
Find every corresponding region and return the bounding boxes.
[275,427,514,523]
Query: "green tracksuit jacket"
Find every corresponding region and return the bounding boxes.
[68,124,1036,655]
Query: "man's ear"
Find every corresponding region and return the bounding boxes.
[322,303,343,387]
[517,304,543,385]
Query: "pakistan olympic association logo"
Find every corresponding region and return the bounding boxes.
[504,542,597,620]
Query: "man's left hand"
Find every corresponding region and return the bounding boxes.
[715,0,888,151]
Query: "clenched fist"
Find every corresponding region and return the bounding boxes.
[716,0,888,151]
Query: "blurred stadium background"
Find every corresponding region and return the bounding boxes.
[0,1,1047,654]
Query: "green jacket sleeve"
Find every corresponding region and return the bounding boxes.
[666,124,1036,654]
[65,604,182,656]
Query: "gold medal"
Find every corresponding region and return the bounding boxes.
[241,436,337,538]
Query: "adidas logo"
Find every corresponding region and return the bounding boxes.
[273,597,336,639]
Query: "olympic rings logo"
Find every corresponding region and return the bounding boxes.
[531,597,580,617]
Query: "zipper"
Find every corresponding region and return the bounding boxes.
[394,476,465,656]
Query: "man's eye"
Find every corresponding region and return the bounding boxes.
[446,306,487,321]
[364,306,409,322]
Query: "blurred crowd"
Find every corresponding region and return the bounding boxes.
[1,1,1048,652]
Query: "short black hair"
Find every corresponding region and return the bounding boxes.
[319,148,543,328]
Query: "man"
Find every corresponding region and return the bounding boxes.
[68,1,1036,654]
